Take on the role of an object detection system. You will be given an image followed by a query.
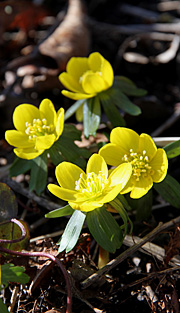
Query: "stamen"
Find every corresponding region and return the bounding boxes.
[75,171,109,198]
[25,118,54,141]
[122,148,153,181]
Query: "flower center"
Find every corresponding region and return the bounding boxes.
[25,118,54,141]
[75,171,109,198]
[122,149,154,181]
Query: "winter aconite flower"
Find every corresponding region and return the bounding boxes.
[48,154,132,212]
[5,99,64,160]
[99,127,168,199]
[59,52,114,101]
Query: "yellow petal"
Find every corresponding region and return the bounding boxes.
[75,104,83,122]
[86,154,108,177]
[99,143,124,166]
[99,184,125,204]
[59,72,83,93]
[130,176,153,199]
[151,148,168,183]
[88,52,105,72]
[13,104,40,132]
[139,134,157,160]
[5,130,34,148]
[110,127,139,153]
[88,52,114,87]
[55,162,85,190]
[48,184,78,202]
[82,71,107,94]
[14,147,43,160]
[120,178,134,195]
[66,56,89,81]
[109,163,132,189]
[69,200,103,212]
[61,90,93,100]
[39,99,57,126]
[35,134,56,150]
[56,108,64,139]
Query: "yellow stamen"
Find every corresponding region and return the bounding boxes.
[122,149,154,181]
[25,118,55,141]
[75,171,109,198]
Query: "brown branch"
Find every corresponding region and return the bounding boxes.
[81,215,180,289]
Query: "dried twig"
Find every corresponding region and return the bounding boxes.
[81,216,180,289]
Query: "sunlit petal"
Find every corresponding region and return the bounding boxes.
[35,134,56,150]
[139,134,157,160]
[48,184,78,202]
[13,104,40,132]
[130,176,153,199]
[14,147,43,160]
[39,99,57,126]
[59,72,83,93]
[109,163,132,189]
[151,149,168,182]
[66,57,89,80]
[99,143,124,166]
[110,127,139,152]
[5,130,34,148]
[55,162,85,189]
[82,72,107,94]
[61,90,93,100]
[56,108,64,139]
[88,52,114,87]
[86,154,108,177]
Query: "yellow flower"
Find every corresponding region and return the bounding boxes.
[99,127,168,199]
[5,99,64,160]
[59,52,114,102]
[48,154,132,212]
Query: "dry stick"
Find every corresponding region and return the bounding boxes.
[81,216,180,289]
[151,105,180,137]
[2,178,63,212]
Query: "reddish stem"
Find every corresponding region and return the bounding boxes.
[0,219,72,313]
[0,218,26,243]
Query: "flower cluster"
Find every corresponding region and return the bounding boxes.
[4,52,170,255]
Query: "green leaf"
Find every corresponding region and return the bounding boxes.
[48,143,64,166]
[58,210,86,253]
[1,264,29,288]
[86,207,123,253]
[0,298,9,313]
[64,99,85,121]
[164,140,180,159]
[55,124,91,168]
[10,154,48,195]
[110,196,133,236]
[9,157,32,177]
[0,183,18,222]
[111,88,142,116]
[114,76,147,96]
[29,153,48,195]
[45,204,74,218]
[83,97,101,138]
[128,190,152,221]
[154,175,180,208]
[100,93,126,127]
